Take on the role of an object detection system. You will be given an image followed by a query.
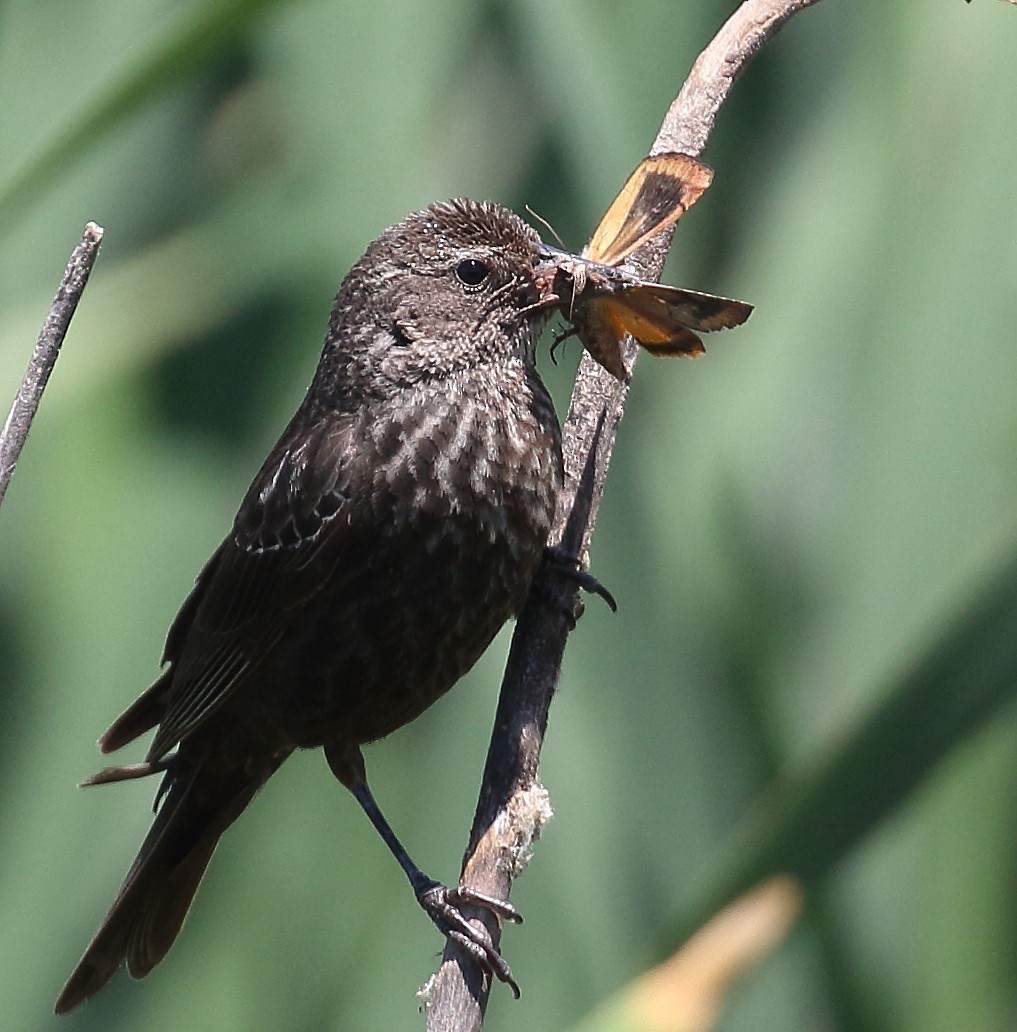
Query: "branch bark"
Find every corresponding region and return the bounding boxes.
[423,2,823,1029]
[0,222,104,509]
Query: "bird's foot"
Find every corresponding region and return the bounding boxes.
[417,881,522,998]
[533,547,617,627]
[546,549,617,612]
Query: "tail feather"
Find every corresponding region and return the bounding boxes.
[55,752,280,1015]
[98,669,172,754]
[126,825,221,978]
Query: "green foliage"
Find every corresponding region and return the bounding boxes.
[2,1,1017,1030]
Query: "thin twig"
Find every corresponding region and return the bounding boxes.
[0,222,104,509]
[422,2,823,1029]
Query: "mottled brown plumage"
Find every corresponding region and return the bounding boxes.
[56,199,563,1014]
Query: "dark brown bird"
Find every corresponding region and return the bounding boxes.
[55,199,564,1014]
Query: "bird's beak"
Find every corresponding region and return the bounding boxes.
[529,244,564,305]
[531,243,587,314]
[532,241,629,317]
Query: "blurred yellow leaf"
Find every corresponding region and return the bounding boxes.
[573,877,803,1032]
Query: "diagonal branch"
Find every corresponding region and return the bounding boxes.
[423,2,823,1029]
[0,222,104,510]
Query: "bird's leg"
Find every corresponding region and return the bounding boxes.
[324,744,521,996]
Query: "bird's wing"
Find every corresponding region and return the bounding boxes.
[114,412,360,761]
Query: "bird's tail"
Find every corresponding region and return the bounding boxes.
[55,750,280,1015]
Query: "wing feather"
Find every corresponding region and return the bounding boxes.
[139,414,357,760]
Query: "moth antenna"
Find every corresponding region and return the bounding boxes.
[525,205,565,248]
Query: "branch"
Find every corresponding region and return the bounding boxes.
[0,223,104,509]
[422,2,823,1028]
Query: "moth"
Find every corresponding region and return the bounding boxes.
[536,152,753,380]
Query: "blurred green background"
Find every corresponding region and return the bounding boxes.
[3,1,1017,1029]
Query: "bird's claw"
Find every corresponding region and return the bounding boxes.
[536,547,618,620]
[417,882,521,998]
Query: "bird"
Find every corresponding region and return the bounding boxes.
[55,198,566,1014]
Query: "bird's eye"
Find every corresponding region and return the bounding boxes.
[454,258,489,287]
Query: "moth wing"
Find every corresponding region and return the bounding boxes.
[585,153,714,267]
[592,295,706,358]
[624,285,754,332]
[572,301,632,381]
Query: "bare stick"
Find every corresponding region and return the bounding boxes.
[422,2,823,1029]
[0,222,104,509]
